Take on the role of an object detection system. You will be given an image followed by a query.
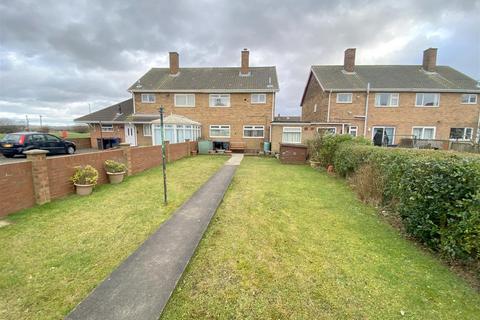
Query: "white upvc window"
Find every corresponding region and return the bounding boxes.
[449,127,473,141]
[372,126,396,146]
[141,93,156,103]
[375,93,399,107]
[461,94,477,104]
[209,94,230,107]
[174,94,195,107]
[101,124,114,132]
[349,126,358,137]
[243,125,264,138]
[209,125,230,138]
[143,124,152,136]
[415,93,440,107]
[251,93,267,104]
[336,93,352,103]
[317,127,337,135]
[314,104,317,113]
[282,127,302,144]
[412,126,436,140]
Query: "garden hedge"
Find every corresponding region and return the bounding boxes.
[313,135,480,261]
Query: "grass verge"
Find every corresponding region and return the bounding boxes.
[162,157,480,319]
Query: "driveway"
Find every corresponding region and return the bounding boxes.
[0,148,98,164]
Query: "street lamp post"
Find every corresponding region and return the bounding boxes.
[159,106,168,204]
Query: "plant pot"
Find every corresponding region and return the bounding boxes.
[310,160,321,168]
[107,171,126,184]
[74,184,94,196]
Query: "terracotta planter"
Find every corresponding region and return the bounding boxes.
[74,184,94,196]
[309,160,321,168]
[107,171,125,184]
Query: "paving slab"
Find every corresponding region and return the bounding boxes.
[66,159,241,320]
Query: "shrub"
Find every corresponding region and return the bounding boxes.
[306,134,369,167]
[333,143,480,261]
[71,165,99,186]
[104,160,127,173]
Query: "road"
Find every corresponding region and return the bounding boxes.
[0,148,98,164]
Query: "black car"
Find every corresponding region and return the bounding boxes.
[0,132,76,158]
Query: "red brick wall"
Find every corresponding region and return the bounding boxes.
[46,149,125,199]
[0,161,36,217]
[69,138,91,149]
[279,144,308,164]
[130,145,163,174]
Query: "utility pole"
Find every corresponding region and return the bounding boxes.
[89,103,92,114]
[25,115,30,131]
[39,115,43,129]
[159,106,168,205]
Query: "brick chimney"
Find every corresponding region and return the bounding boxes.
[343,48,356,73]
[169,52,179,75]
[241,48,249,75]
[422,48,437,72]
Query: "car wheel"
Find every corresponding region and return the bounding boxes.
[66,146,75,155]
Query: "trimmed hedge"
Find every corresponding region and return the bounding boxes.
[327,137,480,261]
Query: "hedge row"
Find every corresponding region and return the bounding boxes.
[316,135,480,261]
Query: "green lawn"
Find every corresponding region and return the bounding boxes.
[0,131,89,140]
[162,157,480,319]
[0,156,226,320]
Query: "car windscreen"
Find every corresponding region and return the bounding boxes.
[2,134,22,143]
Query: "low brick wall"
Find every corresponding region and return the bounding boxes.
[69,137,92,149]
[279,144,308,164]
[0,141,198,217]
[0,161,36,217]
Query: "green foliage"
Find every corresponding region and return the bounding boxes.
[70,165,99,186]
[104,160,127,173]
[306,134,367,166]
[333,143,480,261]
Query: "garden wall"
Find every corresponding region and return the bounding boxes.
[69,137,92,149]
[0,141,198,217]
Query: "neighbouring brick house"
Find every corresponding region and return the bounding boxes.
[76,49,279,152]
[271,48,480,152]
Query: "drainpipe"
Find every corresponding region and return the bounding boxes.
[476,109,480,143]
[363,83,371,137]
[327,90,332,122]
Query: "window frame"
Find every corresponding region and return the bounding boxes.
[336,93,353,104]
[371,126,396,145]
[141,93,156,103]
[282,127,302,144]
[209,94,231,107]
[317,127,337,135]
[415,93,440,107]
[349,125,358,137]
[412,126,436,140]
[174,94,195,107]
[243,125,265,138]
[101,124,114,132]
[209,125,231,138]
[374,93,399,107]
[449,127,474,141]
[461,94,478,104]
[251,93,267,104]
[143,124,152,136]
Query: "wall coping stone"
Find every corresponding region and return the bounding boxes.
[24,149,49,155]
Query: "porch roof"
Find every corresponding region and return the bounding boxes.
[151,114,201,126]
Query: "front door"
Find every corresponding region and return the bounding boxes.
[125,124,137,146]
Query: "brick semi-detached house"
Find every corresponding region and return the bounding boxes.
[76,49,279,152]
[271,48,480,152]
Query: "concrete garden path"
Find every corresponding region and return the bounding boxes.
[67,154,243,320]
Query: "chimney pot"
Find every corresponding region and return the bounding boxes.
[422,48,437,72]
[343,48,356,73]
[169,52,179,75]
[241,49,249,75]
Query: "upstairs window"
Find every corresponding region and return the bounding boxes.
[209,94,230,107]
[141,93,156,103]
[336,93,352,103]
[375,93,399,107]
[450,127,473,141]
[461,94,477,104]
[174,94,195,107]
[282,127,302,144]
[251,93,267,104]
[415,93,439,107]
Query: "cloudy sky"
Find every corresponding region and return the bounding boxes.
[1,0,479,125]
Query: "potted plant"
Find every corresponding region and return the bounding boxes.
[104,160,127,184]
[71,165,98,196]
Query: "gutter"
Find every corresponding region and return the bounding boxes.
[363,82,371,137]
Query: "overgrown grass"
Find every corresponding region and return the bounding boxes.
[162,157,480,319]
[0,156,225,320]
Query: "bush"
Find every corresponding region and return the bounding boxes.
[70,165,99,186]
[104,160,127,173]
[306,134,369,167]
[333,143,480,261]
